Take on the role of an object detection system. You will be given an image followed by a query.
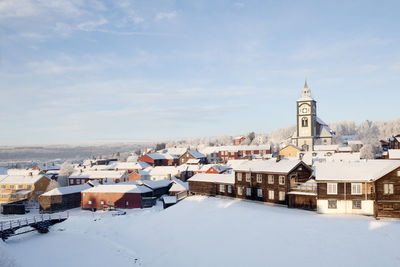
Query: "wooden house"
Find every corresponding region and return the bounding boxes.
[188,173,235,197]
[279,144,302,158]
[315,160,400,217]
[233,159,312,205]
[218,145,271,161]
[68,170,128,186]
[39,184,91,213]
[81,184,153,210]
[233,136,246,145]
[0,173,50,203]
[138,153,178,167]
[178,150,207,165]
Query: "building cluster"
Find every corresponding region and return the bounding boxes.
[0,81,399,220]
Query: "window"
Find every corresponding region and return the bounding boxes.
[353,200,361,209]
[268,190,274,200]
[302,117,308,127]
[108,201,113,205]
[328,200,337,209]
[245,173,251,182]
[268,175,274,184]
[76,179,81,185]
[18,184,23,189]
[384,184,394,195]
[327,183,337,195]
[257,189,263,197]
[1,194,7,199]
[219,184,225,193]
[279,191,285,201]
[10,185,14,189]
[279,176,285,185]
[70,180,74,185]
[81,179,85,184]
[256,174,262,183]
[227,185,232,194]
[398,171,400,177]
[10,194,16,199]
[88,200,92,204]
[237,173,242,181]
[238,187,243,196]
[126,201,129,205]
[246,187,252,196]
[1,185,5,189]
[100,201,104,205]
[27,185,32,190]
[351,183,362,195]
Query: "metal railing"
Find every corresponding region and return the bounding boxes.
[0,212,69,231]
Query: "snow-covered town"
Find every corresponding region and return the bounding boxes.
[2,1,400,267]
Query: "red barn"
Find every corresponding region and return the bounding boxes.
[81,184,153,210]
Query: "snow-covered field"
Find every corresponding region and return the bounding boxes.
[2,196,400,267]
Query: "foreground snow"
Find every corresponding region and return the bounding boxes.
[2,196,400,267]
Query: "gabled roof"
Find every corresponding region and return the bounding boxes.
[187,150,206,159]
[69,170,127,179]
[82,184,152,194]
[170,177,188,192]
[188,173,235,184]
[0,174,49,185]
[315,160,400,182]
[41,184,91,196]
[234,159,308,174]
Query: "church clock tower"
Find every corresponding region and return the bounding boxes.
[294,80,316,151]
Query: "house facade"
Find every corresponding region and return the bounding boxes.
[315,160,400,217]
[178,150,207,165]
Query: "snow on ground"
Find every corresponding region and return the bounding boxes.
[2,196,400,267]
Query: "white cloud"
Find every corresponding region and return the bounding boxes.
[0,0,40,19]
[77,18,108,31]
[155,11,178,21]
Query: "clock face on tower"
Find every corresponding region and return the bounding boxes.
[302,108,308,114]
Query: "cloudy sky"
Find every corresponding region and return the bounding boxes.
[1,0,399,145]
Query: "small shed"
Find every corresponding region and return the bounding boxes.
[39,184,92,213]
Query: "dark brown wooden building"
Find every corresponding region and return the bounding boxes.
[39,184,91,213]
[188,173,235,197]
[233,159,312,205]
[178,150,207,165]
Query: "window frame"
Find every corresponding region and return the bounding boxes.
[328,200,337,209]
[268,175,274,184]
[245,173,251,182]
[237,173,242,181]
[279,176,285,185]
[88,200,92,204]
[256,174,262,183]
[246,187,252,196]
[238,186,243,196]
[279,191,285,201]
[352,200,362,209]
[327,183,338,195]
[219,184,225,193]
[227,185,232,194]
[257,188,263,197]
[351,183,362,195]
[268,190,274,200]
[384,183,394,195]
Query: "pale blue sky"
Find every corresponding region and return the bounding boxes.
[1,0,399,145]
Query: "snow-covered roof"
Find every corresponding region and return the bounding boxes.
[41,184,91,196]
[109,161,150,170]
[82,184,152,194]
[136,179,172,189]
[7,169,41,176]
[69,170,128,179]
[163,196,177,204]
[145,153,177,160]
[338,147,353,152]
[313,145,339,151]
[187,158,201,164]
[34,163,61,171]
[188,173,235,184]
[347,140,363,146]
[315,160,400,182]
[0,174,49,185]
[187,150,206,159]
[234,159,306,174]
[170,177,188,192]
[388,149,400,159]
[145,166,181,176]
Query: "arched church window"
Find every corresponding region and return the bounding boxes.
[302,117,308,127]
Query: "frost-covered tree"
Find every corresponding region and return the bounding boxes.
[45,179,60,192]
[58,161,74,187]
[360,144,375,159]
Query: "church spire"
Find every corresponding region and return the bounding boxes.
[304,79,308,89]
[300,79,312,99]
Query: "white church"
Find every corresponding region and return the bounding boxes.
[291,81,334,151]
